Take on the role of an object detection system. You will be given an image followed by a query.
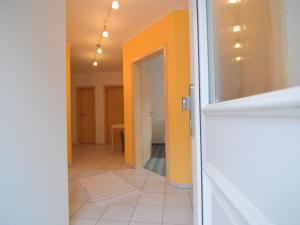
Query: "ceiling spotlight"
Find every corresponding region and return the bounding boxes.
[235,56,242,61]
[112,0,120,10]
[93,57,98,67]
[233,25,241,32]
[102,26,109,38]
[228,0,241,4]
[234,43,242,48]
[102,30,109,38]
[96,44,103,54]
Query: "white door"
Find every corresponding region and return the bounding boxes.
[141,72,152,166]
[193,0,300,225]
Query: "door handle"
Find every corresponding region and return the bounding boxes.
[182,84,194,136]
[182,96,192,111]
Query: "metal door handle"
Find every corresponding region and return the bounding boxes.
[182,96,192,111]
[182,84,194,136]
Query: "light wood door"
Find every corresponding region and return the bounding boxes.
[77,87,95,144]
[105,86,124,144]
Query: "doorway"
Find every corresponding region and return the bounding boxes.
[76,87,96,144]
[133,50,167,176]
[105,86,124,148]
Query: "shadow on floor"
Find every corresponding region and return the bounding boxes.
[144,144,166,177]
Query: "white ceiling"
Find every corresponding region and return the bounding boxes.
[67,0,188,74]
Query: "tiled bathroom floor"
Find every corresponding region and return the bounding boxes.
[68,144,193,225]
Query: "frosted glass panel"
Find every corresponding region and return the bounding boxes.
[207,0,300,102]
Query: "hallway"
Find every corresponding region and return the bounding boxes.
[68,145,193,225]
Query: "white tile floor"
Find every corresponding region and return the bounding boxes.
[69,145,193,225]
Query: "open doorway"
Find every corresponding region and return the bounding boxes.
[133,51,166,176]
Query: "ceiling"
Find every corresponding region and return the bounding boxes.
[67,0,188,74]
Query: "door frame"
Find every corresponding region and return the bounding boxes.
[76,86,96,144]
[103,85,124,144]
[131,47,169,171]
[188,0,207,224]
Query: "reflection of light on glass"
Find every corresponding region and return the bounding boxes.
[228,0,241,4]
[234,43,242,48]
[235,56,242,61]
[233,25,241,32]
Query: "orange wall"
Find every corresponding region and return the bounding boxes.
[123,10,192,185]
[66,44,72,166]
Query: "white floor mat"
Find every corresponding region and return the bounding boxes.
[79,172,140,207]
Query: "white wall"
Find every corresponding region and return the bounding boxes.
[71,72,123,144]
[286,0,300,87]
[141,55,165,144]
[0,1,68,225]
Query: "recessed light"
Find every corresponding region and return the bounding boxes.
[234,43,242,48]
[233,25,241,32]
[235,56,242,61]
[228,0,241,4]
[112,1,120,10]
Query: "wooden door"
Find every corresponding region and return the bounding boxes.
[105,86,124,144]
[77,87,95,144]
[106,86,124,144]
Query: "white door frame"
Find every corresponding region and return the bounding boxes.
[189,0,210,224]
[132,49,169,171]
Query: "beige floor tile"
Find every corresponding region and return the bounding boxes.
[138,193,165,206]
[127,175,148,183]
[102,204,135,221]
[131,205,163,223]
[165,194,192,207]
[147,175,166,182]
[143,182,165,193]
[72,203,107,220]
[96,220,129,225]
[69,202,84,217]
[112,193,141,205]
[68,145,193,225]
[69,190,90,203]
[131,168,150,175]
[163,207,193,225]
[130,222,160,225]
[69,218,98,225]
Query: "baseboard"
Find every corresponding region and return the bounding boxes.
[167,180,193,189]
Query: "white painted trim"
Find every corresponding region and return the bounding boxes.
[204,164,276,225]
[189,0,204,224]
[132,50,170,176]
[203,86,300,117]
